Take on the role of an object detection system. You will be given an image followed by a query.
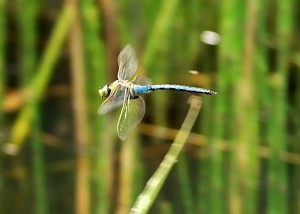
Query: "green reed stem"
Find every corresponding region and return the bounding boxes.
[142,0,179,68]
[18,0,48,213]
[267,1,293,213]
[80,0,110,213]
[131,96,202,214]
[0,0,7,212]
[6,3,75,152]
[212,0,245,213]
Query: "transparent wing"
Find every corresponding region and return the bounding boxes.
[117,44,138,81]
[132,76,152,85]
[97,84,126,114]
[117,91,145,141]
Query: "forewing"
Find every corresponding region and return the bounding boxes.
[97,84,126,114]
[117,45,138,81]
[117,95,145,141]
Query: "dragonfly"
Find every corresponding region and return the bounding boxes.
[98,44,217,140]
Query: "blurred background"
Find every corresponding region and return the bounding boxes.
[0,0,299,213]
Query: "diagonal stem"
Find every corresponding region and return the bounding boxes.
[130,95,202,214]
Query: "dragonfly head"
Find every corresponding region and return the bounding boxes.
[99,85,111,99]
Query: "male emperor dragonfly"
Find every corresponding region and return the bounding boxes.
[98,45,217,140]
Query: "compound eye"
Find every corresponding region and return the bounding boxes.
[99,85,111,99]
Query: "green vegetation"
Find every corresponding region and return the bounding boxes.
[0,0,299,213]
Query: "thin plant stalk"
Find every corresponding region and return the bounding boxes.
[131,96,202,214]
[141,0,179,137]
[6,3,75,153]
[80,0,110,213]
[266,1,294,213]
[0,0,7,212]
[117,134,139,213]
[18,0,48,213]
[142,0,179,68]
[213,0,245,213]
[68,0,90,213]
[175,154,194,214]
[228,0,260,210]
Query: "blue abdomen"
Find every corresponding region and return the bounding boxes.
[134,84,217,95]
[133,85,151,95]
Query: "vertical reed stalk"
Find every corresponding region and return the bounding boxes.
[291,54,300,212]
[0,0,6,212]
[139,2,181,209]
[117,134,139,214]
[176,155,194,214]
[141,0,179,141]
[80,0,110,213]
[7,4,75,151]
[291,92,300,213]
[18,0,48,213]
[235,0,259,213]
[216,0,245,213]
[194,1,220,213]
[97,0,120,77]
[142,0,178,67]
[255,2,270,212]
[68,1,90,213]
[266,1,293,213]
[172,5,204,212]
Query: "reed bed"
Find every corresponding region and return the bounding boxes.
[0,0,299,213]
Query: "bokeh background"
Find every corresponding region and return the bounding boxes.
[0,0,299,213]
